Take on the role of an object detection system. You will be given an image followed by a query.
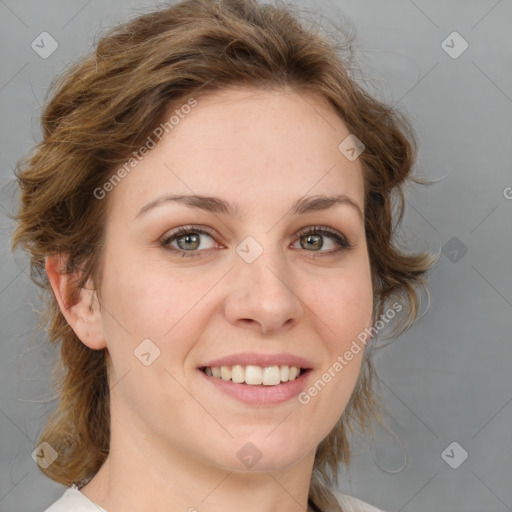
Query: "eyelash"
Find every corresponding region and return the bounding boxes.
[159,225,355,259]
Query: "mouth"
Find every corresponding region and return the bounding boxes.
[199,364,311,386]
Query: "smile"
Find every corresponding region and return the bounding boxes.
[201,364,305,386]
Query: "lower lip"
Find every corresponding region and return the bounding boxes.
[198,369,312,405]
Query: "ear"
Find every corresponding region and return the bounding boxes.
[45,254,106,350]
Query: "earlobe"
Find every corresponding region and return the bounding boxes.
[45,254,107,351]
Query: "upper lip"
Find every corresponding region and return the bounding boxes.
[200,352,314,369]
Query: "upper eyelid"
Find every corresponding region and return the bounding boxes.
[161,225,221,243]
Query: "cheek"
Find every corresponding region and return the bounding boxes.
[305,264,374,347]
[100,253,211,341]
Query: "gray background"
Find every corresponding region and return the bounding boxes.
[1,1,511,511]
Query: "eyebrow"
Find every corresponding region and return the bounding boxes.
[135,193,364,223]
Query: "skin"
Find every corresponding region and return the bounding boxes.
[46,85,374,512]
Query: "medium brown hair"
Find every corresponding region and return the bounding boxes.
[11,0,438,509]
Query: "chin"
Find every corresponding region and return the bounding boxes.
[212,437,314,473]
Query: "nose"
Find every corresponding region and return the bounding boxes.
[223,244,304,335]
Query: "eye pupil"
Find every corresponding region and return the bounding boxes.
[301,234,323,251]
[177,233,200,250]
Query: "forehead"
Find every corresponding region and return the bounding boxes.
[106,85,365,220]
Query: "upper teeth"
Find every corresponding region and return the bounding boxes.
[204,365,302,386]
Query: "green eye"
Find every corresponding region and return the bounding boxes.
[161,226,217,258]
[294,226,354,256]
[160,225,354,259]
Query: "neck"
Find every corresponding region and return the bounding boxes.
[80,416,317,512]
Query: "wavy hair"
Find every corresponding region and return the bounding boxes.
[11,0,438,510]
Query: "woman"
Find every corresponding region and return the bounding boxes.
[11,0,437,510]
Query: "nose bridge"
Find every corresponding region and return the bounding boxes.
[224,233,303,333]
[237,235,292,299]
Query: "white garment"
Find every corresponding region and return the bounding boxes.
[43,485,107,512]
[43,484,387,512]
[330,488,387,512]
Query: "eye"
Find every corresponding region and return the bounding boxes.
[160,224,354,259]
[292,226,354,257]
[160,226,219,258]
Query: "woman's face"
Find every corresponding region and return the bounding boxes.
[94,86,374,472]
